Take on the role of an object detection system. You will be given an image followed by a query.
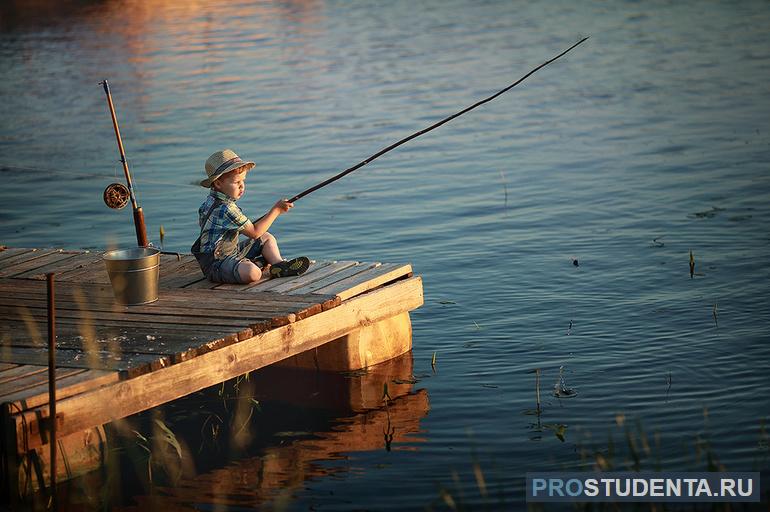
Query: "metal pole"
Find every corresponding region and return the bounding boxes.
[46,273,58,510]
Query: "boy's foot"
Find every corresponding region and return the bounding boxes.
[270,256,310,279]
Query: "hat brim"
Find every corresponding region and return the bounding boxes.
[200,161,255,187]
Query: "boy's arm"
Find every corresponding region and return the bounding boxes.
[240,199,293,239]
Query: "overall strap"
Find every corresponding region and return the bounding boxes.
[191,198,223,253]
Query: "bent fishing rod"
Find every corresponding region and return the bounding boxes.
[286,36,588,204]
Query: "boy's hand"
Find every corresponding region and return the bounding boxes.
[273,199,294,213]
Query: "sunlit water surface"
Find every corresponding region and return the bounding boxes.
[1,0,769,509]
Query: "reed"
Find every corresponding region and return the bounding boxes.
[689,249,695,278]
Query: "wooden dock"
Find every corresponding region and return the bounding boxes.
[0,247,423,499]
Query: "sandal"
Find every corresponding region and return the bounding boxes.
[270,256,310,278]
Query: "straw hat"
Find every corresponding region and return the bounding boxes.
[200,149,255,187]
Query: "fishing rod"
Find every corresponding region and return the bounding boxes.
[287,36,588,204]
[99,79,149,247]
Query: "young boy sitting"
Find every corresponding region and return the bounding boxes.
[191,149,310,284]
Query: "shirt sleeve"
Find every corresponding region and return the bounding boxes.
[223,203,249,231]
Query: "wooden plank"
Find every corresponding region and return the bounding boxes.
[16,252,104,280]
[0,363,19,372]
[0,314,264,369]
[232,260,332,292]
[0,294,307,321]
[156,254,197,281]
[0,319,242,354]
[182,278,219,290]
[267,261,359,293]
[51,254,104,281]
[0,313,251,344]
[1,277,329,304]
[252,261,336,292]
[53,257,111,283]
[0,248,34,263]
[289,262,380,295]
[0,365,47,385]
[0,346,171,377]
[0,305,260,331]
[0,249,60,277]
[0,367,84,400]
[2,265,339,325]
[0,315,249,339]
[7,252,84,278]
[227,269,273,291]
[313,263,413,301]
[0,369,120,412]
[11,276,424,450]
[160,262,207,288]
[0,280,333,326]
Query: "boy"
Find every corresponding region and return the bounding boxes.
[192,149,310,284]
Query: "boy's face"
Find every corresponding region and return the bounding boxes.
[213,167,248,199]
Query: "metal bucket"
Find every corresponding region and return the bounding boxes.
[103,247,160,305]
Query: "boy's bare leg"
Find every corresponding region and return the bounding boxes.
[259,232,284,264]
[236,259,262,283]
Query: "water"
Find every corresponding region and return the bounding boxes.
[1,0,770,509]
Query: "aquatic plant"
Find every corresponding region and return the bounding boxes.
[553,366,577,398]
[689,249,695,278]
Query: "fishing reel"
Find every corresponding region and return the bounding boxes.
[103,182,130,209]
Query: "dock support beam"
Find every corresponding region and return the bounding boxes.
[275,312,413,372]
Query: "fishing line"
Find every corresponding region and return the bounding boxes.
[0,163,189,188]
[287,37,589,203]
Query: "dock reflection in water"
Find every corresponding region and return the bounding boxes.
[117,352,429,510]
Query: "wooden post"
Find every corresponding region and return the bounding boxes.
[0,403,21,507]
[46,273,57,511]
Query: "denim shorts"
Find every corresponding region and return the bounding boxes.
[207,239,265,284]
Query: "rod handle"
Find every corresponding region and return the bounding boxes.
[133,207,149,247]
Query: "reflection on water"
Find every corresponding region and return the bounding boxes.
[2,0,770,508]
[102,353,429,511]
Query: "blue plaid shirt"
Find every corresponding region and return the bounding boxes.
[197,190,249,253]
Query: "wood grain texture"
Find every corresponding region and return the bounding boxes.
[10,276,423,450]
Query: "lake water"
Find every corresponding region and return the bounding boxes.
[1,0,769,509]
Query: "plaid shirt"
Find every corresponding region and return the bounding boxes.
[197,190,249,254]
